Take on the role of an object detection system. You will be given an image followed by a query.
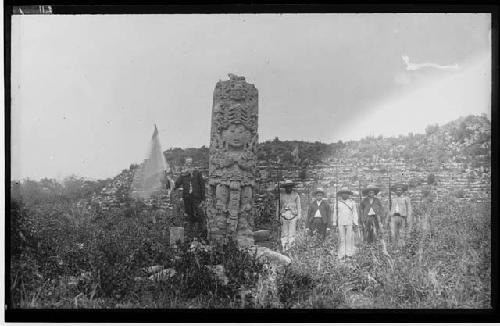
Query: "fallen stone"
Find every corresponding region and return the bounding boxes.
[253,246,292,268]
[144,265,164,274]
[253,230,272,242]
[67,276,78,287]
[347,292,373,308]
[170,227,184,246]
[254,240,274,249]
[148,268,176,281]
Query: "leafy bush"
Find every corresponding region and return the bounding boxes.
[151,240,266,303]
[277,265,315,308]
[10,175,490,309]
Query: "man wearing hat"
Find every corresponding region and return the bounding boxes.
[335,187,359,260]
[360,184,386,244]
[306,187,332,240]
[389,183,413,247]
[278,180,302,250]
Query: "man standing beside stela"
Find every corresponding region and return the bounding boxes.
[174,158,206,239]
[278,179,302,251]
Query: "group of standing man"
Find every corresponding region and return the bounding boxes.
[167,160,413,260]
[277,180,413,261]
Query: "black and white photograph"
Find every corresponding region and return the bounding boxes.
[5,6,494,319]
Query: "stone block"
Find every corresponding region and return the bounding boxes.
[254,229,272,242]
[169,227,184,246]
[253,246,292,268]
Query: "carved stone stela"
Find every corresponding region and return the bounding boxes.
[207,74,259,246]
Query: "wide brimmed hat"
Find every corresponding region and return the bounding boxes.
[337,186,353,196]
[313,187,326,196]
[280,179,297,188]
[391,183,408,192]
[362,184,380,196]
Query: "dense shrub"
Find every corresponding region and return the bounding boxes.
[255,191,278,228]
[277,265,315,308]
[157,241,265,300]
[10,184,269,307]
[10,174,490,309]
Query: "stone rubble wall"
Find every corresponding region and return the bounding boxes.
[88,115,491,217]
[84,167,176,223]
[255,159,490,211]
[86,155,490,224]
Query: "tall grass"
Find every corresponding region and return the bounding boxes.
[9,192,490,309]
[282,198,491,308]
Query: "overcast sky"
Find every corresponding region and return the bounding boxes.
[11,13,491,180]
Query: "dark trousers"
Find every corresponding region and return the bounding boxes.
[183,196,202,222]
[183,195,206,238]
[364,215,381,244]
[309,218,327,239]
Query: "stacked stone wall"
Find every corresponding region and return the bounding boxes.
[85,167,174,225]
[255,159,490,209]
[87,154,489,223]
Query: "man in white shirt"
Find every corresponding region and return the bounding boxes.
[334,187,359,261]
[277,180,302,250]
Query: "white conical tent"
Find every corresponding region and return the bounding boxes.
[131,125,169,199]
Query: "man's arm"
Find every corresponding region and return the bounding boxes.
[384,198,391,229]
[333,202,337,227]
[296,193,302,220]
[327,202,333,227]
[380,198,388,218]
[357,200,363,223]
[377,199,385,233]
[277,193,284,219]
[353,201,359,226]
[359,200,366,222]
[406,197,413,230]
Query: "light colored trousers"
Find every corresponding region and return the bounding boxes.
[390,215,407,246]
[281,217,298,250]
[338,225,356,259]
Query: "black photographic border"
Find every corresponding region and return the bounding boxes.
[4,1,499,322]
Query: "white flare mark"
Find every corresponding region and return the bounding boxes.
[402,55,460,71]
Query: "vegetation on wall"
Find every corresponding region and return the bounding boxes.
[162,115,490,168]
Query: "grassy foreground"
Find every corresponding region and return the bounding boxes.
[285,198,491,309]
[9,195,490,309]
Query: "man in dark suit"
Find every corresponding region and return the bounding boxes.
[306,188,332,240]
[174,163,206,238]
[360,184,386,244]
